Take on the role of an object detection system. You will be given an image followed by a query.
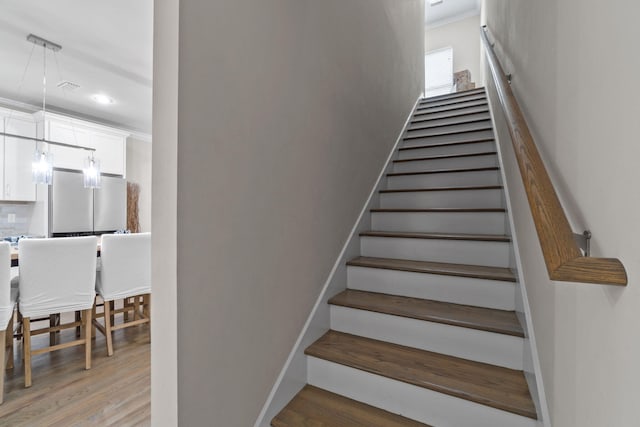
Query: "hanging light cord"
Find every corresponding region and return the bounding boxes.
[41,42,47,124]
[53,50,80,147]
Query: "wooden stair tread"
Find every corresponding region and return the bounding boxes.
[411,108,490,124]
[404,126,493,141]
[306,332,536,419]
[380,185,503,193]
[360,230,510,242]
[398,138,494,151]
[416,95,487,110]
[371,208,505,213]
[271,385,429,427]
[421,87,485,102]
[330,289,523,337]
[393,151,497,163]
[346,256,516,282]
[414,101,489,116]
[408,117,491,132]
[387,166,498,176]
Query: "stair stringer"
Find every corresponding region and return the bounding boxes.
[486,86,552,427]
[253,96,421,427]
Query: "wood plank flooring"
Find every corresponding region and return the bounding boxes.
[0,313,150,426]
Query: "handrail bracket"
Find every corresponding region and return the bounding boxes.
[573,230,592,257]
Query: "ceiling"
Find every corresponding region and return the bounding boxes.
[425,0,481,28]
[0,1,153,135]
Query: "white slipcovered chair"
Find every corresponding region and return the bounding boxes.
[94,232,150,356]
[0,242,16,403]
[18,236,97,387]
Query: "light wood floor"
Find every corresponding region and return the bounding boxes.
[0,314,150,426]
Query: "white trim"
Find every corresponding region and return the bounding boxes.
[127,131,152,143]
[32,111,131,138]
[426,9,480,30]
[0,96,151,140]
[485,80,551,427]
[253,95,422,427]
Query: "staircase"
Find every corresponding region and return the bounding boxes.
[271,88,539,427]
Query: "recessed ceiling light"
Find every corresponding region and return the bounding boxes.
[91,94,114,105]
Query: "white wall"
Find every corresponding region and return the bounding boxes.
[152,0,424,425]
[484,1,640,426]
[426,14,481,85]
[126,137,152,232]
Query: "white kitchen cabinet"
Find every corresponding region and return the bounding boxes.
[41,115,128,177]
[92,132,125,175]
[48,120,93,171]
[3,116,36,201]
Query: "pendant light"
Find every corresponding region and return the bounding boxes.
[83,154,101,188]
[31,149,53,185]
[18,34,102,187]
[30,35,55,185]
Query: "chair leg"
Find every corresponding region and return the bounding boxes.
[133,297,141,321]
[103,300,114,357]
[143,294,151,320]
[23,317,31,388]
[75,311,81,338]
[82,309,92,370]
[6,316,13,370]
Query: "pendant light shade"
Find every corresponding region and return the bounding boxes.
[32,149,53,185]
[83,155,101,188]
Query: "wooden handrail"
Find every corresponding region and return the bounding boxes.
[480,27,627,286]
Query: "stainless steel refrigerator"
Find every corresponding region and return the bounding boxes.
[49,169,127,237]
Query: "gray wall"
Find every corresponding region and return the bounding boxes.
[483,1,640,425]
[170,0,423,425]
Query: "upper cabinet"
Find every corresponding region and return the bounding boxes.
[38,113,129,177]
[0,108,130,203]
[0,110,37,202]
[4,116,37,201]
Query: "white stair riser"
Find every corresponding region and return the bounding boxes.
[398,141,495,159]
[403,129,495,147]
[392,155,498,173]
[347,266,515,310]
[360,237,510,268]
[330,306,524,370]
[387,170,500,189]
[416,100,488,114]
[406,122,492,140]
[307,358,539,427]
[412,105,489,121]
[418,94,487,108]
[409,112,491,129]
[371,211,506,234]
[380,189,503,209]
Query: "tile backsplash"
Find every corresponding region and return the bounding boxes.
[0,203,35,238]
